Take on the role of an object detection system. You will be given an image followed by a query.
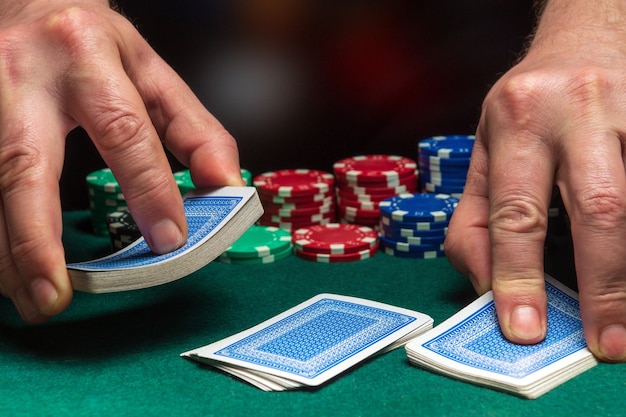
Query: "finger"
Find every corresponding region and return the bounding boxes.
[64,43,187,255]
[558,133,626,362]
[121,34,244,187]
[0,93,73,322]
[445,135,491,294]
[488,128,555,345]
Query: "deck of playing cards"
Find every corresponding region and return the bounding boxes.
[67,187,263,293]
[405,274,598,399]
[181,294,433,391]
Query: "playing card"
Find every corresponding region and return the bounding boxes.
[405,274,597,398]
[182,294,433,390]
[67,186,263,292]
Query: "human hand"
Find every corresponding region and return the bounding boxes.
[445,0,626,362]
[0,0,243,323]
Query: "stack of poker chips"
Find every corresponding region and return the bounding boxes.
[417,135,474,198]
[253,169,336,231]
[107,210,141,250]
[292,223,379,263]
[378,193,458,259]
[174,168,253,195]
[333,155,418,228]
[86,168,129,236]
[218,225,293,265]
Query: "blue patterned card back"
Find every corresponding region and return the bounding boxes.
[420,280,586,378]
[213,298,417,379]
[67,195,242,271]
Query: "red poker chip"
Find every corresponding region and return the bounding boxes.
[335,189,394,203]
[292,223,378,254]
[335,171,418,188]
[295,244,378,263]
[257,217,334,231]
[333,155,417,184]
[261,196,335,212]
[338,205,380,218]
[336,196,380,211]
[336,180,417,196]
[260,204,336,220]
[254,169,334,197]
[262,191,334,205]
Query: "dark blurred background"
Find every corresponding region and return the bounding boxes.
[60,0,536,210]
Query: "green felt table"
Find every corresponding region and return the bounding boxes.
[0,211,623,417]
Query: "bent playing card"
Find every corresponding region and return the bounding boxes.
[405,274,597,399]
[182,294,433,391]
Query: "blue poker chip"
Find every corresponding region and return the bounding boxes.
[379,215,450,230]
[380,245,445,259]
[419,172,467,186]
[379,193,458,223]
[379,230,445,245]
[418,155,472,168]
[418,163,470,175]
[418,135,475,159]
[379,223,448,238]
[423,182,465,194]
[378,235,444,252]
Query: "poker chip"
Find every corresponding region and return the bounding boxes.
[221,225,292,259]
[241,168,253,186]
[417,135,474,195]
[295,245,378,263]
[380,245,445,259]
[379,223,448,238]
[333,155,417,184]
[378,192,456,259]
[107,210,141,250]
[379,193,458,223]
[254,169,335,197]
[418,135,475,158]
[333,155,418,227]
[255,169,337,230]
[379,215,449,231]
[86,168,125,236]
[173,169,195,195]
[219,244,293,265]
[292,223,378,255]
[378,235,444,253]
[174,168,253,194]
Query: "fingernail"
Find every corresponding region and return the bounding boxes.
[150,219,184,254]
[30,278,58,315]
[599,325,626,362]
[509,305,545,342]
[14,287,39,321]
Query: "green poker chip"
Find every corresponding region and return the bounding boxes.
[218,244,293,264]
[241,168,252,186]
[86,168,121,193]
[222,225,292,259]
[173,169,195,195]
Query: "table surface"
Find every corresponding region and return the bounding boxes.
[0,211,623,417]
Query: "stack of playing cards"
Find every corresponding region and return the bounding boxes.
[181,294,433,391]
[67,187,263,293]
[405,274,598,399]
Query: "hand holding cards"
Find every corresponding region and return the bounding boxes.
[67,187,263,293]
[405,274,598,399]
[182,294,433,391]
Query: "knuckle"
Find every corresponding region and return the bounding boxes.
[41,7,103,52]
[576,187,626,229]
[487,73,547,127]
[93,109,151,156]
[0,139,43,195]
[489,194,547,237]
